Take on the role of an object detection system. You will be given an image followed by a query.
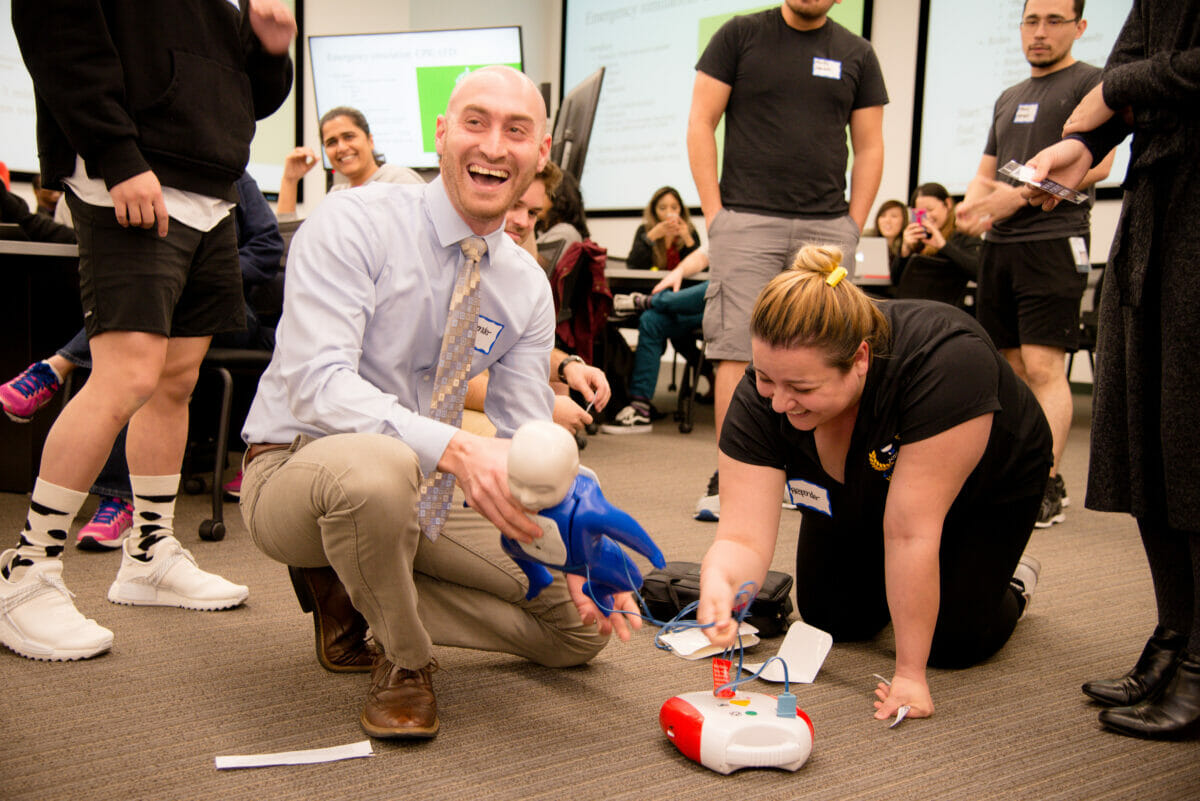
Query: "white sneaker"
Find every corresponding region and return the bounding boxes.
[108,535,248,611]
[600,404,653,434]
[0,550,113,661]
[694,471,720,521]
[1012,554,1041,618]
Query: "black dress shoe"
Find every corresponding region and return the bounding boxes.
[288,565,377,673]
[1100,656,1200,740]
[1082,626,1186,706]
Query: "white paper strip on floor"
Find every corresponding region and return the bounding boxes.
[215,740,374,770]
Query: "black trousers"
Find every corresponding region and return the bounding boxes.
[793,493,1041,669]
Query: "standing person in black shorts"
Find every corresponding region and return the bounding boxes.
[687,0,887,521]
[696,245,1052,724]
[956,0,1113,528]
[1,0,295,662]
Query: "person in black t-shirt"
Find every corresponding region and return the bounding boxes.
[956,0,1115,530]
[892,183,981,311]
[696,245,1052,725]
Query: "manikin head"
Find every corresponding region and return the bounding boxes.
[507,420,580,510]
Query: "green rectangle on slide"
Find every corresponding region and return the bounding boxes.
[417,63,523,153]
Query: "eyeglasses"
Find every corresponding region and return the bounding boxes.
[1020,16,1079,30]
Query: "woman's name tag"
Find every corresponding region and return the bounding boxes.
[785,479,832,516]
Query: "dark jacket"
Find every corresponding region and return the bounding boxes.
[1076,0,1200,527]
[12,0,293,202]
[891,230,982,311]
[626,223,700,270]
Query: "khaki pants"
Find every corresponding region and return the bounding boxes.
[240,433,607,670]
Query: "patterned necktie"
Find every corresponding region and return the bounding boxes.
[417,236,487,540]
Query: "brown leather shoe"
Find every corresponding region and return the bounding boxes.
[288,565,377,673]
[360,656,440,739]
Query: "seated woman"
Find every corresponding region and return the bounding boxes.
[275,106,423,219]
[696,245,1051,724]
[864,198,908,265]
[537,170,589,256]
[625,186,699,271]
[604,247,709,433]
[892,183,981,311]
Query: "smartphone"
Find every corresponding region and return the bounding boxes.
[912,208,930,237]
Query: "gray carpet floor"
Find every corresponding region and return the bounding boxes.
[2,391,1198,800]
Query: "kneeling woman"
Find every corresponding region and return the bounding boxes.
[698,246,1051,722]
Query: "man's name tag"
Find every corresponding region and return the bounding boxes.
[474,315,503,355]
[812,57,842,80]
[1069,236,1090,272]
[785,479,832,516]
[1013,103,1038,123]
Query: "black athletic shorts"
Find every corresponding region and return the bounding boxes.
[67,192,244,340]
[976,237,1088,352]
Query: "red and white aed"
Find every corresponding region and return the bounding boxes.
[659,691,814,774]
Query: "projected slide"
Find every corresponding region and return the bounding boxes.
[917,0,1131,194]
[563,1,866,211]
[308,28,522,171]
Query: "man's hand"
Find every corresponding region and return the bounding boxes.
[111,171,168,237]
[1023,138,1094,212]
[249,0,297,55]
[652,268,684,295]
[560,359,611,412]
[873,673,934,722]
[955,180,1024,236]
[553,395,592,435]
[441,432,542,542]
[566,574,641,641]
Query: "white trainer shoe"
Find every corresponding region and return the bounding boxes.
[0,550,113,661]
[1013,553,1042,618]
[108,535,248,611]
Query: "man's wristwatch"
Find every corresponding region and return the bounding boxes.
[557,354,585,382]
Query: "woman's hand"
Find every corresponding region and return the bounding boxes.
[900,222,927,256]
[873,673,934,721]
[283,146,320,182]
[924,218,946,250]
[1063,82,1114,136]
[697,568,741,649]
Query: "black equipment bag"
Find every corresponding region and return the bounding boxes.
[641,561,794,638]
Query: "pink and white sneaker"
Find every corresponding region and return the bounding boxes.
[0,361,61,423]
[76,497,134,551]
[222,470,243,501]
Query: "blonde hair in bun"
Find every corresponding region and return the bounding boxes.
[751,245,891,370]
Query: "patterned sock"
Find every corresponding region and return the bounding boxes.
[4,479,87,580]
[128,474,180,563]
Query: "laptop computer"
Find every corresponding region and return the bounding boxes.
[853,237,892,285]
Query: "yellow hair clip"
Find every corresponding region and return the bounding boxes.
[825,266,848,287]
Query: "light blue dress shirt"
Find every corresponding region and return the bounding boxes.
[242,177,556,478]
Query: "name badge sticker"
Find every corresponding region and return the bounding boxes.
[1068,236,1091,272]
[812,57,842,80]
[1013,103,1038,123]
[474,315,504,355]
[785,479,832,517]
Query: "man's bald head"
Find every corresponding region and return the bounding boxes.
[436,65,553,235]
[445,65,548,138]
